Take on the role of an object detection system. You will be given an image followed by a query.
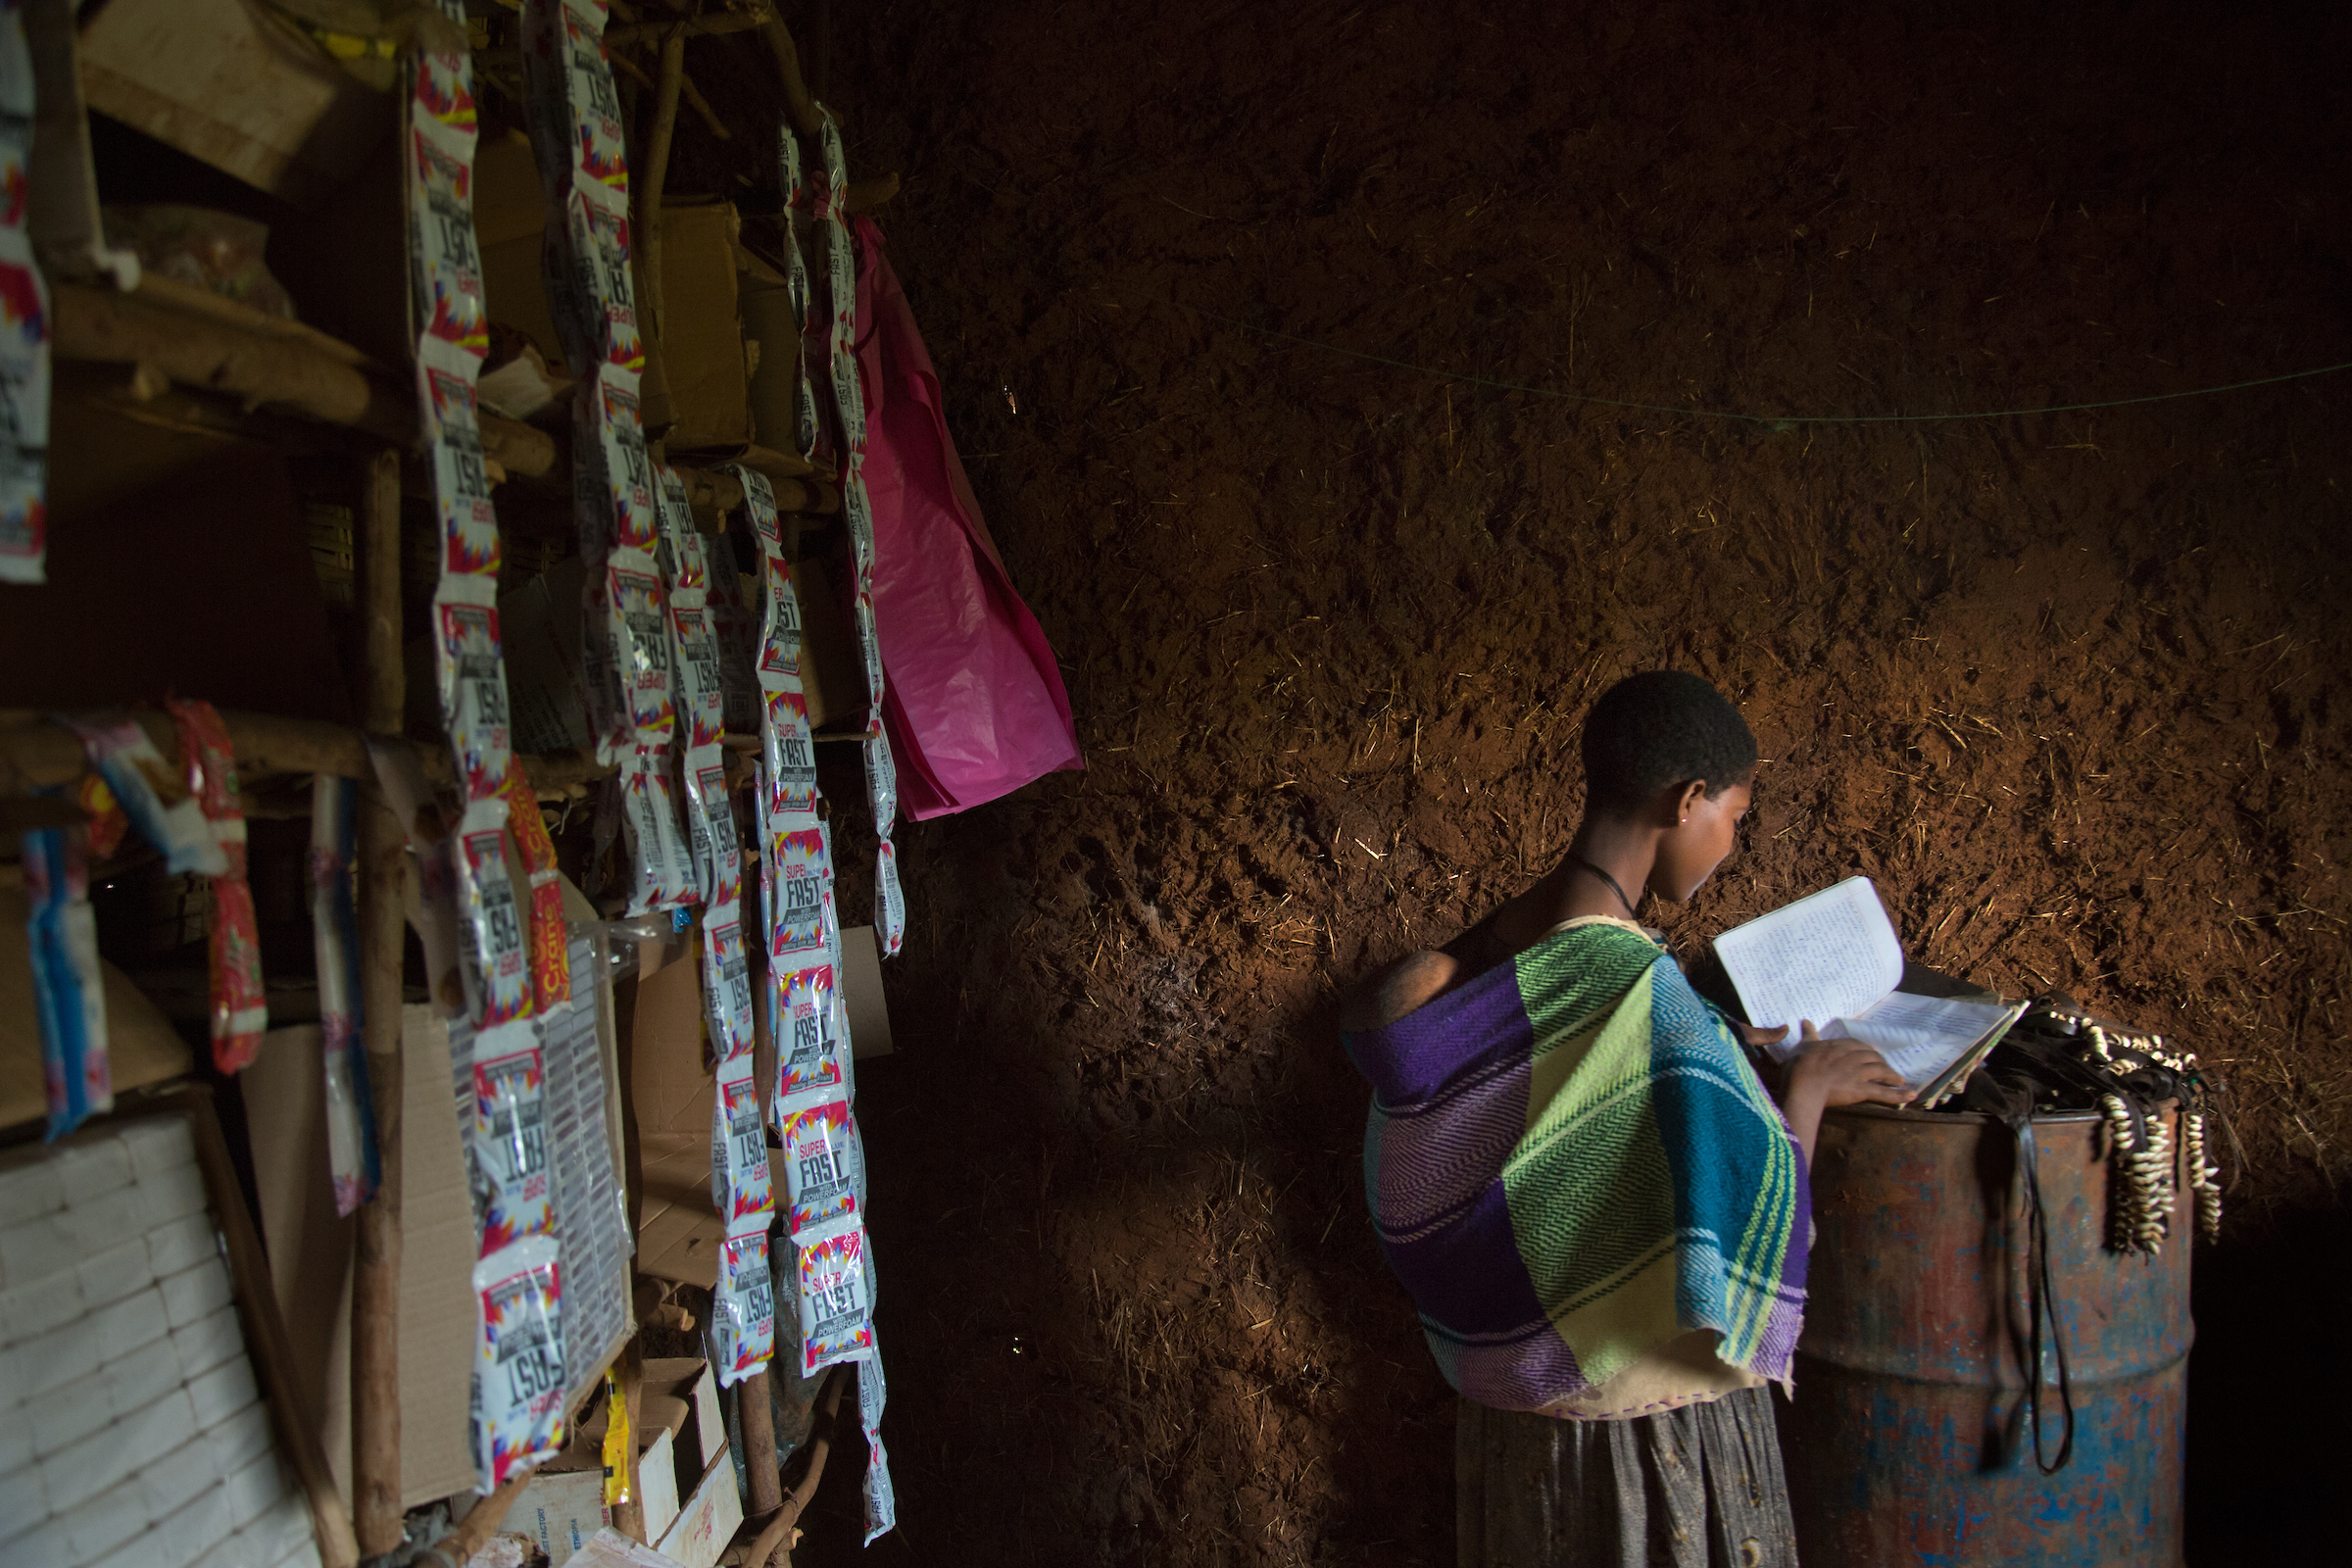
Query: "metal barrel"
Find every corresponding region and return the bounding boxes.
[1778,1103,2192,1567]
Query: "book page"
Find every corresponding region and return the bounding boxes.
[1713,877,1905,1043]
[1829,993,2016,1089]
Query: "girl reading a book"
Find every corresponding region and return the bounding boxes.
[1340,669,1909,1568]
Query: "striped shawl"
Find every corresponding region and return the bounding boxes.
[1345,918,1809,1411]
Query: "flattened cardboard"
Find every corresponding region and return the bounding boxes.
[840,925,893,1060]
[789,555,859,733]
[240,1024,359,1501]
[397,1003,487,1506]
[242,1005,475,1509]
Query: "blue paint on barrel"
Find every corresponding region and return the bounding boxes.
[1779,1104,2190,1567]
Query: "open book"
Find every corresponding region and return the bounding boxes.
[1711,877,2024,1101]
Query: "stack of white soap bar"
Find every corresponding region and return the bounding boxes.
[0,1117,322,1568]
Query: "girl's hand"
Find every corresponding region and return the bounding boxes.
[1788,1029,1914,1110]
[1777,1023,1912,1163]
[1732,1019,1789,1054]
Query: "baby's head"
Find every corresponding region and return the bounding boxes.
[1580,671,1758,902]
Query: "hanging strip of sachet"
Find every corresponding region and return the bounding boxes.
[520,0,691,919]
[658,465,779,1387]
[407,4,565,1491]
[0,4,45,586]
[776,123,820,461]
[810,113,906,956]
[521,0,769,1382]
[797,116,897,1531]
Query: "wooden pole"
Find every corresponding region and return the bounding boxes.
[429,1469,533,1564]
[743,1367,849,1568]
[55,282,415,445]
[760,17,824,137]
[636,25,687,349]
[351,449,408,1554]
[0,709,608,798]
[174,1087,364,1568]
[739,1368,783,1519]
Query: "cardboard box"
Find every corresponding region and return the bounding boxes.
[738,246,801,456]
[500,1465,608,1568]
[78,0,395,209]
[654,1449,745,1568]
[630,940,723,1289]
[502,1356,723,1566]
[246,886,630,1511]
[658,201,755,452]
[475,128,571,377]
[502,1424,679,1568]
[567,1530,697,1568]
[641,1357,728,1476]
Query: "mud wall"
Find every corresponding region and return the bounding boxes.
[698,4,2351,1561]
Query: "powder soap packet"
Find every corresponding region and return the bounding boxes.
[775,1091,861,1237]
[772,963,845,1102]
[710,1229,777,1388]
[700,912,757,1066]
[452,799,533,1026]
[23,825,109,1140]
[64,717,224,876]
[498,758,570,1012]
[469,1236,566,1491]
[683,752,741,910]
[710,1063,775,1237]
[618,755,696,913]
[169,699,266,1072]
[761,687,818,820]
[862,1433,898,1544]
[432,576,515,804]
[672,604,727,754]
[612,752,691,911]
[421,359,500,574]
[794,1216,874,1375]
[766,824,828,961]
[855,1336,894,1542]
[607,555,674,745]
[468,1018,555,1252]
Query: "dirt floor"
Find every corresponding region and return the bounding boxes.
[683,3,2352,1562]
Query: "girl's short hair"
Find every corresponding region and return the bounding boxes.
[1580,670,1757,810]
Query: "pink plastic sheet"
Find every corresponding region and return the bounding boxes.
[853,219,1083,818]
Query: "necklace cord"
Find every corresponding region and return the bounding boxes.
[1572,856,1641,919]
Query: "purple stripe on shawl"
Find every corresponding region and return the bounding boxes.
[1372,1053,1531,1235]
[1380,1179,1546,1336]
[1342,956,1534,1105]
[1445,1327,1589,1410]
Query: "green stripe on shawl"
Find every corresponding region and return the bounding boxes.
[1500,924,1678,1387]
